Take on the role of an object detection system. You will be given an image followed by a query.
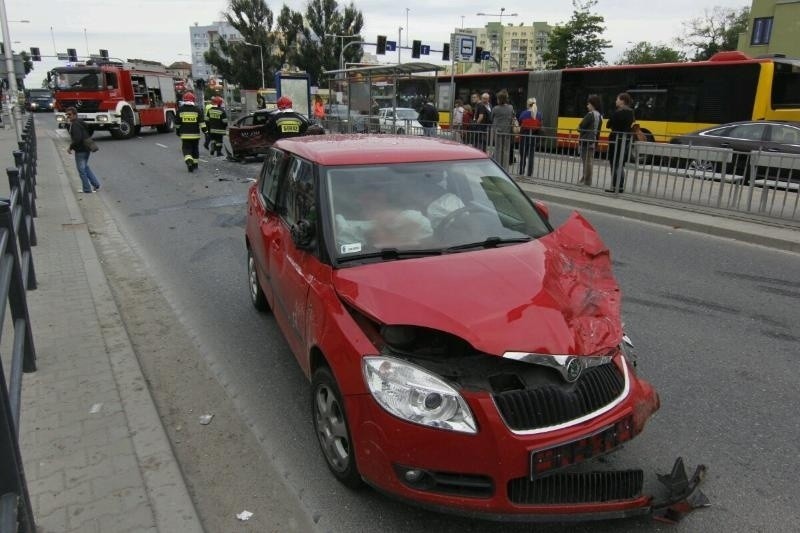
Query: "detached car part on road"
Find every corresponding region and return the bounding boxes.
[244,135,707,522]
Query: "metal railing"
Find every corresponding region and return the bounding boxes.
[0,114,38,533]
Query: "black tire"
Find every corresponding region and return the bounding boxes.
[111,108,135,139]
[247,248,268,311]
[157,112,175,133]
[312,366,362,489]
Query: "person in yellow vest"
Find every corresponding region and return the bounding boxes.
[174,92,207,172]
[203,98,214,151]
[206,96,228,157]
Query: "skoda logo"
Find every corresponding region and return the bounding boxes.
[565,358,582,382]
[75,100,83,108]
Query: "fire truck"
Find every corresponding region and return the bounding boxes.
[50,61,178,139]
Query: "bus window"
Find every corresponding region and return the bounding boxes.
[629,90,667,121]
[772,61,800,108]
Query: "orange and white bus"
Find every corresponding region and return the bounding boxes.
[435,51,800,144]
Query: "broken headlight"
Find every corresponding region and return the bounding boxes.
[362,356,477,434]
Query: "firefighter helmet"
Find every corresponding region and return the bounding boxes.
[277,96,292,110]
[182,92,196,103]
[211,96,224,106]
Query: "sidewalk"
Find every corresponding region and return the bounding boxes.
[1,120,203,532]
[2,118,798,532]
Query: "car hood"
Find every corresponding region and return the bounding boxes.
[332,212,622,356]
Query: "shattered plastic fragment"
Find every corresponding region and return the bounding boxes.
[89,403,103,414]
[199,414,214,425]
[236,510,253,521]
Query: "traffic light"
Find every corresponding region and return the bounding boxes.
[67,48,78,62]
[442,43,450,62]
[376,35,386,55]
[411,40,421,59]
[474,46,483,63]
[99,49,109,60]
[30,47,41,61]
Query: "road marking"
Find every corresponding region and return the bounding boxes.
[155,143,168,148]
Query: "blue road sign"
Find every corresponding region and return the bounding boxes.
[481,50,491,60]
[385,41,397,52]
[421,45,430,55]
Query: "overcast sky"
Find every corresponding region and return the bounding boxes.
[6,0,750,85]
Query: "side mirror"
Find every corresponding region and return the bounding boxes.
[533,200,549,222]
[291,219,315,250]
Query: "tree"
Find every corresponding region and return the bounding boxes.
[617,42,687,65]
[678,6,750,61]
[275,0,364,86]
[542,0,611,69]
[204,0,283,89]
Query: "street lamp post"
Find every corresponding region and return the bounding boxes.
[476,7,518,71]
[243,41,265,89]
[324,33,359,72]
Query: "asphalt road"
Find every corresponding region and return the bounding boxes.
[54,120,800,533]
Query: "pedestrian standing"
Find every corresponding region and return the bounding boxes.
[518,97,541,177]
[206,96,228,157]
[175,92,207,173]
[313,95,326,125]
[578,94,603,186]
[451,99,464,141]
[474,93,492,151]
[606,92,635,193]
[491,90,515,169]
[461,104,473,146]
[65,107,101,193]
[419,99,439,137]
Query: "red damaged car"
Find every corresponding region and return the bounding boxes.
[245,135,706,522]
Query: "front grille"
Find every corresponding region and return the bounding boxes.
[59,100,101,113]
[493,363,625,431]
[508,470,643,505]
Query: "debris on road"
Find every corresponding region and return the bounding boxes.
[199,413,214,425]
[236,510,253,521]
[89,403,103,414]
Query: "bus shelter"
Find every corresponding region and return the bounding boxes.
[323,62,443,132]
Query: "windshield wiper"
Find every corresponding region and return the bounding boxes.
[444,236,531,253]
[337,247,443,263]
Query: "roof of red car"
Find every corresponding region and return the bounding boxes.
[274,134,489,166]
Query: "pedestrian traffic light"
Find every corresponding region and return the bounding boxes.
[99,49,109,60]
[474,46,483,63]
[67,48,78,62]
[412,40,421,59]
[376,35,387,55]
[442,43,450,61]
[30,47,41,61]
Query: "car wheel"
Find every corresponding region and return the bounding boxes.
[247,248,268,311]
[157,112,175,133]
[312,366,362,488]
[687,159,717,174]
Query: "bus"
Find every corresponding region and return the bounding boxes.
[434,51,800,144]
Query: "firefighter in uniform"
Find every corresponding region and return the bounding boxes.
[203,98,214,150]
[269,96,310,139]
[206,96,228,157]
[174,92,206,172]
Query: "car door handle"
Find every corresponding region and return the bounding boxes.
[719,142,731,148]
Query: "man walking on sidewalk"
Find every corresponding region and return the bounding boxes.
[65,107,101,193]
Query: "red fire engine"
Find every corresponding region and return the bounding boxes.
[51,61,178,139]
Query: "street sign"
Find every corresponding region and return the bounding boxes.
[420,45,430,56]
[57,53,68,60]
[385,40,396,52]
[451,33,476,62]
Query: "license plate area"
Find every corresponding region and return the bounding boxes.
[530,416,634,479]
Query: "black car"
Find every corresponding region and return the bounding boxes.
[25,89,54,112]
[670,120,800,185]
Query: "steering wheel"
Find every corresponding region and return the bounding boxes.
[434,206,475,237]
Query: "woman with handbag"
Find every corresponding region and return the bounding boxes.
[65,107,101,193]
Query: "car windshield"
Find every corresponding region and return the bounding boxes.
[395,109,418,120]
[326,159,550,262]
[29,90,51,98]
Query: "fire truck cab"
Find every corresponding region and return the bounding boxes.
[51,61,177,139]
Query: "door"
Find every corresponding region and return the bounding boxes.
[230,113,269,156]
[268,155,318,361]
[250,149,286,306]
